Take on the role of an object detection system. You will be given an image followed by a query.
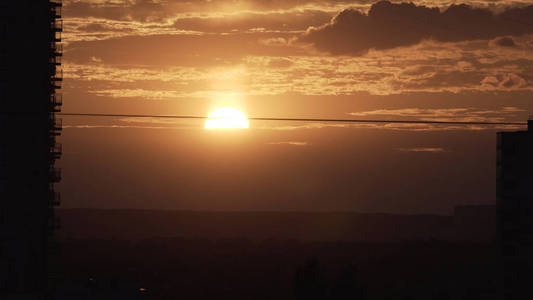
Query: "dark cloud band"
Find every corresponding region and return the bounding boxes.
[299,1,533,55]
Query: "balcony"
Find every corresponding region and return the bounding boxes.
[49,129,61,137]
[50,55,62,65]
[50,93,62,112]
[48,216,61,233]
[49,191,61,207]
[51,68,63,82]
[51,68,63,89]
[51,19,63,32]
[51,43,63,57]
[52,31,61,42]
[49,167,62,183]
[50,116,63,133]
[50,143,62,160]
[53,118,63,131]
[48,134,57,147]
[51,5,62,19]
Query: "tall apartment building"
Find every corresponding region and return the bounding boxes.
[0,0,62,298]
[497,117,533,299]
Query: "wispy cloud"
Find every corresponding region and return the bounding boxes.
[397,147,447,153]
[267,141,310,146]
[62,117,203,130]
[62,124,171,129]
[259,122,349,131]
[63,18,202,43]
[65,34,533,99]
[349,106,527,123]
[62,3,345,43]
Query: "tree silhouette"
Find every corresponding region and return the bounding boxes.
[294,257,327,300]
[331,264,365,300]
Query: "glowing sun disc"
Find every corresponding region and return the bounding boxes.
[204,107,249,129]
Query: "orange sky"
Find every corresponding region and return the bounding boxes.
[57,0,533,213]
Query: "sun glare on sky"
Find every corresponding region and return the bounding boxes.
[204,107,249,129]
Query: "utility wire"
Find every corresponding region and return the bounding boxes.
[57,112,527,126]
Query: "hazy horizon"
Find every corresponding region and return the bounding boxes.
[57,0,533,214]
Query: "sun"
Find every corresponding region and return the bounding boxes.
[204,107,249,129]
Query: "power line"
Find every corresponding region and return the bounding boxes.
[57,112,527,126]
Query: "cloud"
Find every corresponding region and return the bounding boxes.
[62,124,171,129]
[63,18,202,43]
[491,36,517,47]
[261,122,349,131]
[254,120,520,132]
[299,1,533,55]
[267,57,294,68]
[259,37,289,47]
[64,0,171,22]
[64,63,206,82]
[267,141,310,146]
[171,10,332,33]
[65,38,533,100]
[64,31,533,99]
[89,89,199,100]
[63,1,363,22]
[62,116,202,130]
[397,147,447,153]
[62,1,533,43]
[349,106,527,123]
[481,73,527,89]
[64,32,307,66]
[90,56,103,63]
[62,9,332,43]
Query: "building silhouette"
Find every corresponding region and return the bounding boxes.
[0,0,62,298]
[497,116,533,299]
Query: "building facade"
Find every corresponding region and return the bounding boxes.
[497,118,533,299]
[0,0,62,298]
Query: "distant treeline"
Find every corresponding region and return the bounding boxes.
[55,206,496,242]
[52,237,500,300]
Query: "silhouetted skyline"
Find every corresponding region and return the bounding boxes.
[2,1,533,299]
[0,0,63,297]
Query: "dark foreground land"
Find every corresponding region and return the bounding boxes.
[51,208,500,300]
